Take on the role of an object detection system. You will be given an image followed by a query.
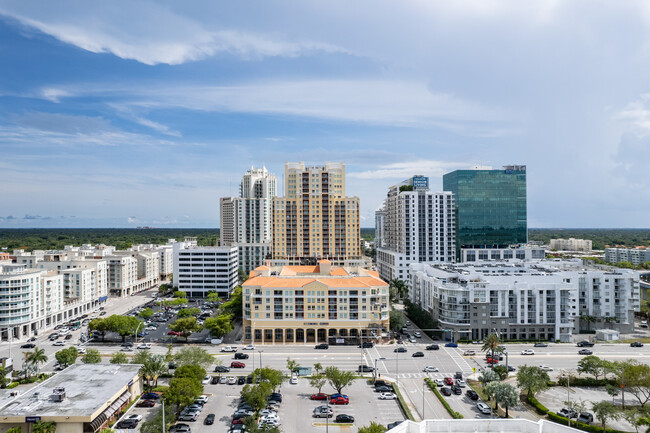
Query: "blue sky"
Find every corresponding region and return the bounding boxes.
[1,1,649,228]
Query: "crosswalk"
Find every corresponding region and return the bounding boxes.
[397,372,459,379]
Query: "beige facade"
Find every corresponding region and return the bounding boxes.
[242,261,389,344]
[271,162,361,265]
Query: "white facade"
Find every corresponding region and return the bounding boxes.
[220,166,276,273]
[409,260,640,342]
[460,245,546,262]
[388,419,584,433]
[106,255,138,297]
[376,176,455,283]
[550,238,593,252]
[605,247,650,265]
[173,238,238,297]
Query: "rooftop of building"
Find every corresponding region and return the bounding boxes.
[0,364,141,418]
[245,264,387,288]
[388,419,581,433]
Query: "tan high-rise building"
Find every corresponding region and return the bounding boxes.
[271,162,361,265]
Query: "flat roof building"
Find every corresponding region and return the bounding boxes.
[0,364,143,433]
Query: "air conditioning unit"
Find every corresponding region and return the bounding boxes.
[52,387,66,402]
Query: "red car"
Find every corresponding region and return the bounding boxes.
[330,396,349,405]
[136,400,155,408]
[310,393,328,400]
[486,358,499,364]
[444,377,454,386]
[230,361,246,368]
[167,331,180,336]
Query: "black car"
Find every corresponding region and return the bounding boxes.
[168,362,177,369]
[454,372,463,379]
[360,341,374,348]
[237,376,246,385]
[451,385,462,395]
[204,414,215,425]
[387,421,404,430]
[211,376,220,384]
[234,353,249,360]
[426,344,439,350]
[20,343,35,349]
[269,393,282,403]
[507,365,516,372]
[394,347,407,353]
[578,349,593,355]
[335,414,355,423]
[376,385,393,393]
[315,344,329,349]
[631,342,645,348]
[215,365,230,372]
[412,351,424,357]
[576,341,594,347]
[466,390,479,400]
[65,334,72,340]
[374,380,389,388]
[247,374,253,384]
[116,420,138,429]
[534,342,548,348]
[358,365,375,372]
[440,387,452,396]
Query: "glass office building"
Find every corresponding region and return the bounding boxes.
[443,165,527,259]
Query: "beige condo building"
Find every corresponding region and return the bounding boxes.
[271,162,361,265]
[242,260,389,344]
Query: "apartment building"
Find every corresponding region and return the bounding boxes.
[374,207,386,250]
[460,245,545,262]
[409,260,639,342]
[605,247,650,265]
[220,166,277,273]
[376,176,456,283]
[173,237,238,298]
[242,260,389,344]
[272,162,361,265]
[550,238,593,252]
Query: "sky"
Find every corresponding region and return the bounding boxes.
[1,1,649,229]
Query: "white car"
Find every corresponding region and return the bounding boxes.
[221,346,237,352]
[414,332,422,338]
[77,347,87,354]
[409,337,417,343]
[145,326,157,331]
[259,418,279,427]
[201,376,211,385]
[196,395,209,404]
[379,392,397,400]
[243,344,255,350]
[137,343,152,349]
[521,349,535,355]
[121,347,133,352]
[52,341,65,346]
[228,376,237,385]
[259,409,277,417]
[477,402,492,415]
[423,366,439,373]
[434,379,444,387]
[456,379,466,387]
[290,376,298,384]
[260,413,279,422]
[125,414,143,423]
[539,365,553,372]
[220,376,228,384]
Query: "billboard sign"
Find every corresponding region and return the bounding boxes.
[412,176,429,189]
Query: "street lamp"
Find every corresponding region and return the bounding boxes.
[258,350,264,369]
[134,322,143,344]
[373,357,386,384]
[560,368,573,427]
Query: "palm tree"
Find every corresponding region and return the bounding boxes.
[390,279,407,301]
[26,348,48,376]
[140,355,167,390]
[603,316,618,329]
[580,314,597,331]
[481,333,501,360]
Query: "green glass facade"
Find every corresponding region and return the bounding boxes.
[443,167,527,259]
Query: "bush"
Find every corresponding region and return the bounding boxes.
[526,395,549,415]
[557,376,616,387]
[425,379,464,419]
[391,383,415,421]
[7,382,18,389]
[547,411,629,433]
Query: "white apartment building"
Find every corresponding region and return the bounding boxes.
[460,245,545,262]
[220,166,276,273]
[605,247,650,265]
[106,256,138,297]
[36,259,108,304]
[550,238,593,252]
[374,208,386,250]
[173,237,238,298]
[376,176,455,283]
[409,260,639,342]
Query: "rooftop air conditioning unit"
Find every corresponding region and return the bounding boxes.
[52,387,66,402]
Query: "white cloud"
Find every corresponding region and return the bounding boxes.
[127,216,139,223]
[350,160,468,180]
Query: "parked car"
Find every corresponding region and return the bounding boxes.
[477,402,492,415]
[379,392,397,400]
[168,331,181,336]
[238,376,246,385]
[330,396,349,405]
[52,341,65,346]
[414,332,421,338]
[116,420,138,429]
[576,341,594,347]
[201,376,211,385]
[310,393,329,400]
[314,343,329,349]
[426,344,439,350]
[234,353,249,359]
[444,377,454,385]
[440,387,452,396]
[313,406,333,418]
[456,379,467,387]
[451,385,462,395]
[394,347,407,353]
[269,393,283,403]
[376,385,393,393]
[577,412,594,424]
[631,342,645,347]
[335,414,355,423]
[434,379,444,387]
[137,399,156,407]
[65,334,73,340]
[534,342,548,347]
[466,390,479,400]
[423,366,439,372]
[374,380,390,388]
[243,344,255,350]
[454,372,463,379]
[539,365,553,372]
[387,421,404,430]
[463,350,476,356]
[142,392,161,400]
[196,396,208,404]
[204,414,215,425]
[230,361,246,368]
[558,408,578,419]
[290,376,298,384]
[642,320,648,328]
[521,349,535,355]
[169,424,191,433]
[228,376,237,385]
[125,414,143,423]
[445,342,458,348]
[211,376,220,384]
[578,349,593,355]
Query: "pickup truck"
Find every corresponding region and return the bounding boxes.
[221,346,237,352]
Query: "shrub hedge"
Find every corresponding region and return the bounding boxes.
[425,378,464,419]
[526,395,549,415]
[391,383,415,421]
[556,376,617,387]
[548,409,629,433]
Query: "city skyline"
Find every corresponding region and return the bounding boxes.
[2,2,650,229]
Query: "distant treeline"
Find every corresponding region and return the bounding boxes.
[1,227,648,252]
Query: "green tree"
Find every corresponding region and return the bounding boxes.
[591,401,620,433]
[357,422,387,433]
[492,365,508,381]
[606,384,620,403]
[206,291,222,304]
[139,308,154,320]
[164,344,174,362]
[158,283,169,293]
[241,382,274,413]
[313,362,323,375]
[173,291,187,298]
[32,422,56,433]
[132,350,153,365]
[238,268,249,285]
[516,365,549,398]
[88,318,110,341]
[141,355,168,390]
[139,402,174,433]
[81,349,102,364]
[389,310,405,332]
[251,367,285,391]
[174,365,207,384]
[169,317,202,341]
[580,314,597,331]
[324,366,355,394]
[203,314,234,338]
[286,358,300,374]
[389,279,407,301]
[177,308,201,318]
[221,286,243,319]
[481,334,501,360]
[167,377,203,409]
[24,347,48,377]
[479,369,500,386]
[6,428,22,433]
[110,352,129,364]
[618,360,650,407]
[55,347,78,368]
[105,315,143,343]
[488,382,518,416]
[0,366,10,389]
[174,347,214,369]
[158,298,188,308]
[309,374,327,393]
[577,355,608,380]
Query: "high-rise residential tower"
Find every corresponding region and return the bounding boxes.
[443,165,527,260]
[376,175,456,283]
[220,166,277,273]
[271,162,361,265]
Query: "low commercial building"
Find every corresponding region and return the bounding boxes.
[242,260,389,344]
[0,364,143,433]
